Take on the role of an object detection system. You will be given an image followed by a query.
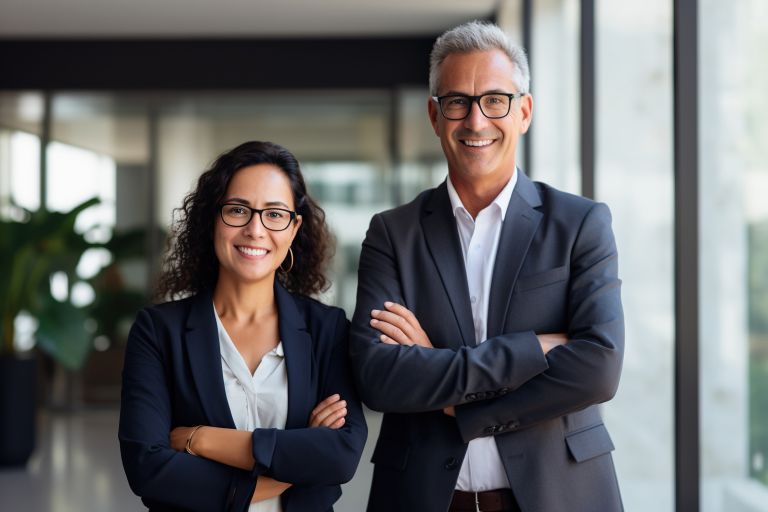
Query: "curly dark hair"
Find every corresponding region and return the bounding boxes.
[155,141,334,301]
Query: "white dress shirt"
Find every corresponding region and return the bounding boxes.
[446,170,518,492]
[214,305,288,512]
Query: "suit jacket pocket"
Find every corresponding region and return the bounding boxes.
[371,437,410,471]
[515,265,568,292]
[565,423,615,463]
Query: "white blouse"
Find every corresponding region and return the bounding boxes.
[214,305,288,512]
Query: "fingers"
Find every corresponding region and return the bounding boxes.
[370,306,416,345]
[383,301,421,327]
[370,302,433,348]
[309,394,348,428]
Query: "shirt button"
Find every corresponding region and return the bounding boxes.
[470,296,477,303]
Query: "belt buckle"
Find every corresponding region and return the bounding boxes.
[474,491,481,512]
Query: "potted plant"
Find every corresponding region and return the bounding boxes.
[0,197,100,466]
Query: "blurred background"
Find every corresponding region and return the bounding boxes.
[0,0,766,511]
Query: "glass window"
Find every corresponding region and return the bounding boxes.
[530,0,580,193]
[0,92,43,212]
[596,1,675,511]
[700,1,768,510]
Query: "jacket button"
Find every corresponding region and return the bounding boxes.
[444,457,459,470]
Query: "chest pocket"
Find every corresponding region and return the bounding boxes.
[515,265,569,293]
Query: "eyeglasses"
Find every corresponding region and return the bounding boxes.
[219,203,297,231]
[432,92,526,120]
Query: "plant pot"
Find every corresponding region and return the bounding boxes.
[0,354,37,467]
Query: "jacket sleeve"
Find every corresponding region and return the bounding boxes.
[349,212,549,414]
[118,309,255,512]
[454,203,624,442]
[249,309,367,485]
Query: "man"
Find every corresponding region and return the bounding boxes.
[350,21,624,512]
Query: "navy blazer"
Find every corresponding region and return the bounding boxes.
[119,283,367,512]
[350,173,624,512]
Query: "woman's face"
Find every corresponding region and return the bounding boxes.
[214,164,302,287]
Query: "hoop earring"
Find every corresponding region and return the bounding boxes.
[280,247,294,273]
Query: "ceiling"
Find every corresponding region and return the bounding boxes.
[0,0,497,38]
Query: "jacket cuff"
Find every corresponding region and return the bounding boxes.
[250,428,278,477]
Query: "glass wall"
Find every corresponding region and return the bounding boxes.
[530,0,580,193]
[596,1,675,511]
[700,1,768,510]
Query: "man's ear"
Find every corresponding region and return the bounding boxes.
[520,93,533,134]
[428,97,440,136]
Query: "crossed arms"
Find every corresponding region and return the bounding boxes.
[349,202,624,441]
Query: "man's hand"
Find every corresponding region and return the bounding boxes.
[537,333,568,354]
[309,394,347,429]
[370,302,433,348]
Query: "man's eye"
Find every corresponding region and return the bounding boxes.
[448,97,468,106]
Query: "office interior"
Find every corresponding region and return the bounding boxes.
[1,0,767,511]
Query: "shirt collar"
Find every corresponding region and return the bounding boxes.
[446,168,518,221]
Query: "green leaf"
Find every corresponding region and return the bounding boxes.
[34,296,93,371]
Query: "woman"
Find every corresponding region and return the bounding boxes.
[119,141,367,512]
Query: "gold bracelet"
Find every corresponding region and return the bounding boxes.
[185,425,204,456]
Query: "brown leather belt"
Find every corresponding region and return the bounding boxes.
[448,489,521,512]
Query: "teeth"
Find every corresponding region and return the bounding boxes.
[462,139,494,147]
[237,246,267,256]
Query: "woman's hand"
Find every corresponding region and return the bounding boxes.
[170,425,203,453]
[309,394,347,429]
[370,301,433,348]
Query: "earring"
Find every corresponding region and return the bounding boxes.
[280,247,294,273]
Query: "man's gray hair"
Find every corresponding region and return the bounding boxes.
[429,21,530,96]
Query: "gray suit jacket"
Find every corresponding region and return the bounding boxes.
[350,172,624,512]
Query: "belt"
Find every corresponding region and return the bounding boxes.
[448,489,520,512]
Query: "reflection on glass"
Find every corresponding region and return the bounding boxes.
[596,1,674,510]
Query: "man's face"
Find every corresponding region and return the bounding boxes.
[428,49,532,187]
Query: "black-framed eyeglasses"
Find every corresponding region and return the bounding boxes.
[432,92,526,120]
[219,203,297,231]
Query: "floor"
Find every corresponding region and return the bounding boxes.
[0,408,140,512]
[0,407,380,512]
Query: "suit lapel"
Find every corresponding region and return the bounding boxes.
[274,283,313,429]
[487,172,543,338]
[186,290,236,428]
[421,182,475,347]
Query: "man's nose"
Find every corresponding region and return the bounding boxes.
[462,100,489,130]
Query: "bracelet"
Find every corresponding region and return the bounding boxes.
[185,425,204,456]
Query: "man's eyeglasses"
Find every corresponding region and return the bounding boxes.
[219,203,297,231]
[432,92,526,120]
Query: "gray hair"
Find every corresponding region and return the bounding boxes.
[429,21,530,96]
